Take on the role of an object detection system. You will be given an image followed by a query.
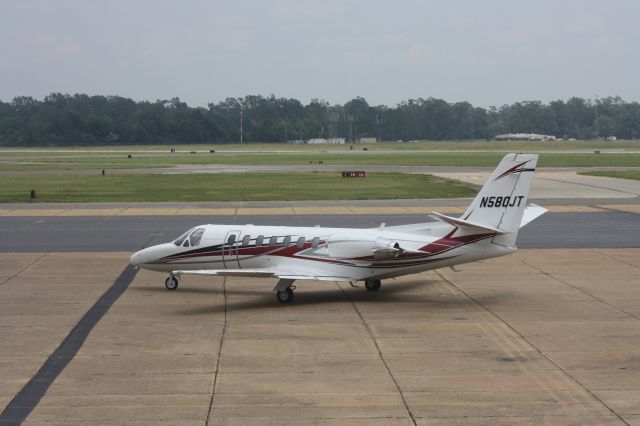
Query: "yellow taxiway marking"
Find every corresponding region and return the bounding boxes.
[176,207,236,216]
[292,206,353,214]
[597,204,640,214]
[0,204,634,217]
[57,208,126,216]
[116,208,180,216]
[347,206,412,214]
[544,205,604,213]
[236,207,296,215]
[0,208,66,216]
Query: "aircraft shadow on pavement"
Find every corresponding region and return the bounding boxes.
[162,279,509,315]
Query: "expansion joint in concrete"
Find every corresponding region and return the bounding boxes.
[519,257,640,322]
[336,282,418,426]
[0,252,48,288]
[595,248,640,272]
[205,277,227,425]
[0,263,138,425]
[435,269,630,426]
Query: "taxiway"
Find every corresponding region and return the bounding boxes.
[1,202,639,425]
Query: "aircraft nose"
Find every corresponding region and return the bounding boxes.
[130,247,154,266]
[130,250,143,266]
[130,244,172,267]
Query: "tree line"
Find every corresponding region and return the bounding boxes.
[1,93,639,146]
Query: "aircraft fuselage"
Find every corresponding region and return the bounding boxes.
[131,223,514,281]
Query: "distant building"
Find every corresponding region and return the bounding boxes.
[606,136,617,141]
[495,133,557,141]
[307,138,328,144]
[358,137,377,144]
[307,138,345,145]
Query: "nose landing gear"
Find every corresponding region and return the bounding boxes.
[165,274,179,290]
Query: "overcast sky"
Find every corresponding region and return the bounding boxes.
[1,0,639,107]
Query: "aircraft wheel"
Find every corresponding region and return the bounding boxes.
[365,279,382,292]
[165,275,179,290]
[276,287,294,304]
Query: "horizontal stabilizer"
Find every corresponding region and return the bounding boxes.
[520,204,547,228]
[429,211,505,234]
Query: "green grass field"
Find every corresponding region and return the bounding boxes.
[2,151,640,170]
[2,139,640,153]
[580,170,640,181]
[0,172,478,203]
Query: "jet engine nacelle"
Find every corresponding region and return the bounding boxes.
[327,235,406,261]
[372,238,404,260]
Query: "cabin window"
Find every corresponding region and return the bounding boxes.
[227,234,236,245]
[189,228,205,246]
[256,235,264,246]
[283,236,291,246]
[269,236,278,246]
[296,236,305,248]
[242,235,251,247]
[182,239,190,247]
[311,237,320,248]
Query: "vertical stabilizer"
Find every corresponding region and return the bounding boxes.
[461,153,538,246]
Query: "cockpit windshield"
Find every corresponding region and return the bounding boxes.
[189,228,205,246]
[173,227,205,247]
[173,228,195,246]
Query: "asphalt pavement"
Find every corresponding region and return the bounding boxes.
[0,210,638,253]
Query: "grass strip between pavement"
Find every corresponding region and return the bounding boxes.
[0,172,478,203]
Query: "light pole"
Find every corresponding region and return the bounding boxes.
[595,94,599,141]
[240,108,243,144]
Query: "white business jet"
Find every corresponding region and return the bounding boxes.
[130,153,546,303]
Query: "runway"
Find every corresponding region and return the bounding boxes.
[1,204,639,424]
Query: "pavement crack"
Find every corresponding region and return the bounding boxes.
[205,277,227,425]
[337,282,418,426]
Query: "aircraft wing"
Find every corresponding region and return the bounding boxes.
[171,268,354,282]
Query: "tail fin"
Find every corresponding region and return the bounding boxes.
[461,153,538,246]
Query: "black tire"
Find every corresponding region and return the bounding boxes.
[365,279,381,292]
[165,276,179,290]
[276,288,294,303]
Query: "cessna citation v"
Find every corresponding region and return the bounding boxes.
[130,153,546,303]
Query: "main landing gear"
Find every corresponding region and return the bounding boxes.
[165,274,179,290]
[276,287,295,303]
[365,279,382,292]
[274,278,296,304]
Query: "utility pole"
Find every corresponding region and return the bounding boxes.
[595,94,599,141]
[375,112,384,142]
[240,108,244,144]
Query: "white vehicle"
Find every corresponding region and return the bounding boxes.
[130,153,546,303]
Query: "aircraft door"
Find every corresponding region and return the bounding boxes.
[222,230,242,269]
